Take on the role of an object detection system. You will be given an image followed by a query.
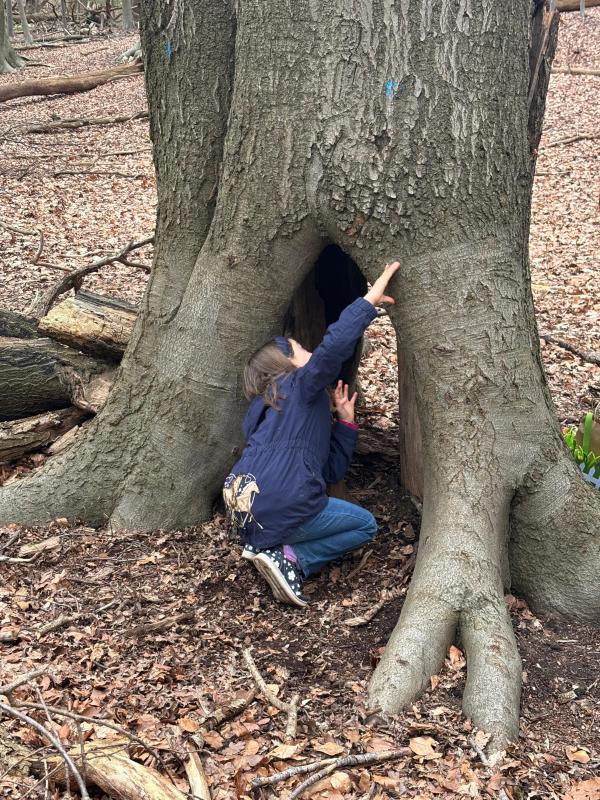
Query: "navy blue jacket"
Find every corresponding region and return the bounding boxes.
[223,297,377,549]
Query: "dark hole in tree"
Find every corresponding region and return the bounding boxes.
[284,244,367,385]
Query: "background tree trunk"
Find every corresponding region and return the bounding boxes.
[5,0,13,37]
[15,0,32,45]
[0,1,23,72]
[121,0,134,31]
[0,0,597,751]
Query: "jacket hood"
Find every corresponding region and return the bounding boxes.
[243,395,268,440]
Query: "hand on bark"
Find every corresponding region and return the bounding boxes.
[364,261,401,306]
[334,381,358,423]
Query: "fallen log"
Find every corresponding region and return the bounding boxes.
[0,61,142,103]
[0,407,88,464]
[37,290,138,359]
[555,0,600,9]
[0,336,115,420]
[21,110,149,134]
[0,728,188,800]
[0,310,38,339]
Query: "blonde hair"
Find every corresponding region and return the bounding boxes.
[243,340,295,408]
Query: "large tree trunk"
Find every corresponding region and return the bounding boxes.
[0,0,598,751]
[0,1,23,73]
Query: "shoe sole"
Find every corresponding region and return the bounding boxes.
[254,554,307,608]
[241,549,258,561]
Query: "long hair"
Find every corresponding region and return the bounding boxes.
[243,340,295,409]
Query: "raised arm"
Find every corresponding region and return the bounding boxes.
[297,261,400,403]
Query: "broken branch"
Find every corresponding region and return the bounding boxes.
[0,62,143,103]
[540,333,600,366]
[287,749,409,799]
[31,236,154,318]
[21,110,149,134]
[0,701,90,799]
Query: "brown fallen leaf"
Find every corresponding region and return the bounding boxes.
[314,741,345,756]
[564,778,600,800]
[409,736,441,759]
[177,716,199,733]
[268,743,300,759]
[566,746,591,764]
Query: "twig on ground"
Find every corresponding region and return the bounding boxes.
[343,553,416,627]
[0,553,39,563]
[285,694,299,742]
[543,131,600,148]
[15,702,166,770]
[242,649,288,712]
[540,333,600,366]
[201,688,257,730]
[37,599,118,636]
[0,701,90,799]
[552,66,600,76]
[243,649,300,740]
[0,667,49,698]
[251,757,337,788]
[0,219,44,266]
[30,235,154,318]
[345,549,372,581]
[287,749,409,799]
[21,110,149,134]
[53,169,146,179]
[128,610,195,638]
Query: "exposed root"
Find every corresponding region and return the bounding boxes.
[461,600,522,749]
[369,492,522,752]
[510,450,600,622]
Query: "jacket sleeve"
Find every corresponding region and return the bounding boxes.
[296,297,378,403]
[322,421,358,485]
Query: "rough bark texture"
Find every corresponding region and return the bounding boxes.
[37,290,137,359]
[0,336,113,420]
[0,0,598,750]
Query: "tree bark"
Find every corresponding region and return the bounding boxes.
[0,336,114,420]
[0,61,142,102]
[0,407,88,464]
[0,0,23,73]
[121,0,135,31]
[15,0,32,45]
[0,0,598,752]
[37,290,137,359]
[5,0,13,37]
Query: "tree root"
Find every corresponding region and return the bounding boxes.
[369,494,522,752]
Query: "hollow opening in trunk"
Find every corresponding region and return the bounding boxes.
[284,244,367,384]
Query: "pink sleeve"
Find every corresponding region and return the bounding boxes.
[338,419,359,431]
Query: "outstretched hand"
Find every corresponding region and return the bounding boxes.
[364,260,401,306]
[334,380,358,423]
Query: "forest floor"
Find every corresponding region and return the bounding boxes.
[0,11,599,800]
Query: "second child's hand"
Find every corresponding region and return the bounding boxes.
[364,260,401,306]
[334,381,358,423]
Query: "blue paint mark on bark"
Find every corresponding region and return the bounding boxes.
[164,40,173,62]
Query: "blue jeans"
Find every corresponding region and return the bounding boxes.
[283,497,377,577]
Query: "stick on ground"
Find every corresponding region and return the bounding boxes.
[242,649,299,740]
[540,333,600,367]
[0,701,90,799]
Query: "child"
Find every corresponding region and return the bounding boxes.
[223,261,400,607]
